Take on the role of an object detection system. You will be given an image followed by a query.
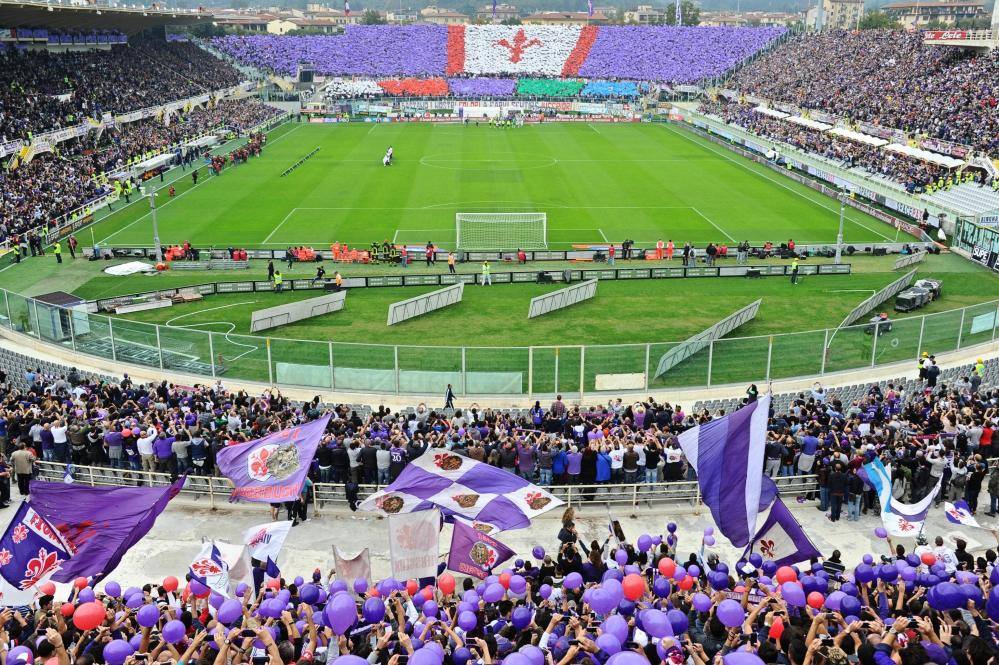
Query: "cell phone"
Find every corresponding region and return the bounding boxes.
[568,640,580,646]
[820,635,834,645]
[135,655,148,662]
[397,657,409,664]
[241,629,257,638]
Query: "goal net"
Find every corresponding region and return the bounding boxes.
[456,213,547,250]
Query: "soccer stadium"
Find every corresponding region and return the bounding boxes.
[2,4,999,665]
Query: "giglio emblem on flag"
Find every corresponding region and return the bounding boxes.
[445,25,599,76]
[189,542,231,597]
[359,451,562,531]
[0,503,74,597]
[858,458,941,537]
[944,500,984,528]
[742,498,820,567]
[677,394,776,548]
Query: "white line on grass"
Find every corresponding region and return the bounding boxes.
[664,126,894,242]
[99,177,208,244]
[164,300,261,363]
[691,207,736,243]
[263,208,300,244]
[588,124,602,135]
[598,228,609,242]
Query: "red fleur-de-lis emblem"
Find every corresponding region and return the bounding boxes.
[494,29,543,64]
[191,558,222,577]
[20,548,61,590]
[0,549,12,566]
[248,446,272,481]
[759,539,776,559]
[898,520,914,532]
[11,525,28,545]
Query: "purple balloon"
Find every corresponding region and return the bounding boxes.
[602,614,629,642]
[539,584,552,600]
[667,609,688,635]
[564,573,583,590]
[642,609,672,638]
[589,588,617,615]
[329,580,348,595]
[78,588,95,604]
[235,583,249,598]
[209,592,226,610]
[724,653,764,665]
[333,657,370,665]
[652,577,671,598]
[137,604,160,628]
[825,591,844,611]
[105,582,122,598]
[703,535,716,547]
[520,646,544,665]
[7,647,32,665]
[666,522,677,533]
[218,599,243,625]
[324,592,357,635]
[840,595,861,616]
[463,590,480,603]
[637,535,653,552]
[596,634,622,655]
[874,527,888,539]
[162,620,187,644]
[301,583,319,604]
[692,592,712,612]
[423,600,439,618]
[104,640,133,665]
[614,549,628,566]
[353,578,369,595]
[483,583,505,602]
[363,598,385,623]
[532,546,545,560]
[607,653,651,665]
[512,607,532,630]
[781,582,805,608]
[509,575,527,595]
[717,599,744,627]
[458,610,477,631]
[125,594,145,610]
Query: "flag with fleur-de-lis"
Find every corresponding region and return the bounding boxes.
[0,502,74,606]
[741,498,820,568]
[360,452,562,531]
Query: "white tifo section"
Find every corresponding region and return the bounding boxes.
[249,291,346,333]
[528,279,598,318]
[462,25,582,75]
[387,283,464,326]
[456,212,547,250]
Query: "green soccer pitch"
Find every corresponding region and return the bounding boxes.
[85,121,910,250]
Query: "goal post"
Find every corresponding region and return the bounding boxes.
[455,213,547,251]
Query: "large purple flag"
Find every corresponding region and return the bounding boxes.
[0,502,74,603]
[216,415,330,503]
[742,498,820,567]
[677,394,776,548]
[447,518,514,579]
[359,451,562,532]
[28,478,183,582]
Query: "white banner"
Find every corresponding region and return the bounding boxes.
[333,546,371,594]
[388,508,439,581]
[0,140,23,158]
[189,542,232,598]
[243,520,292,564]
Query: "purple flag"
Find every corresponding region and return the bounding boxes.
[492,0,497,17]
[359,451,562,532]
[28,478,183,582]
[587,0,593,16]
[216,415,330,503]
[742,498,820,567]
[0,502,74,597]
[447,519,514,579]
[677,394,776,548]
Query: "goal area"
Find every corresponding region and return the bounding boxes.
[455,213,547,251]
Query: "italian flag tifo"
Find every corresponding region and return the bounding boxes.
[446,25,598,77]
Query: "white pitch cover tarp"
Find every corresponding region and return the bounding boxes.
[388,508,440,582]
[104,261,158,276]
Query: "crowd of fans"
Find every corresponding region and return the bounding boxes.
[729,30,999,159]
[699,99,945,192]
[0,40,242,144]
[0,357,997,665]
[0,99,282,247]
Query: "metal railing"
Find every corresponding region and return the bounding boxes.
[32,460,820,513]
[1,286,997,398]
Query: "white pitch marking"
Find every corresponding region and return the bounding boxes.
[691,207,736,243]
[263,208,300,244]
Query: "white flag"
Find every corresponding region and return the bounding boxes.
[243,521,292,564]
[333,546,371,595]
[388,509,440,582]
[189,542,231,598]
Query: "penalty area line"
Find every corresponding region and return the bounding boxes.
[263,208,300,244]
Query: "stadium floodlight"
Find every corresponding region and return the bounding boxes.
[456,212,547,251]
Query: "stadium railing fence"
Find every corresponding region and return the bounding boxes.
[1,287,996,399]
[31,460,821,513]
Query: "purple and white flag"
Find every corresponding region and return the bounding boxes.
[359,451,562,531]
[28,477,182,582]
[447,519,514,580]
[861,458,941,537]
[0,502,74,605]
[190,542,231,598]
[944,500,983,528]
[677,394,776,548]
[243,521,292,564]
[742,498,820,567]
[217,415,330,504]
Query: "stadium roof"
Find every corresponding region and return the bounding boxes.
[0,0,211,34]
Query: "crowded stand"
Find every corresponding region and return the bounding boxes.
[729,30,999,159]
[0,39,242,143]
[0,99,282,245]
[322,77,639,100]
[213,25,786,83]
[698,99,945,192]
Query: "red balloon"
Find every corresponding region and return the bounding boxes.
[162,576,179,592]
[122,429,132,438]
[73,601,105,631]
[657,558,676,579]
[181,584,191,603]
[920,553,936,566]
[438,574,456,596]
[266,579,280,591]
[39,582,56,596]
[60,603,75,617]
[368,587,380,597]
[421,586,433,601]
[406,580,418,596]
[622,574,646,601]
[807,592,824,609]
[74,577,89,590]
[775,567,797,584]
[499,573,511,589]
[678,575,694,591]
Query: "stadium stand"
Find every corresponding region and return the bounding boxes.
[516,78,586,97]
[212,25,787,82]
[729,30,999,159]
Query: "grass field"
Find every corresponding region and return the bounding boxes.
[82,121,909,250]
[2,119,997,394]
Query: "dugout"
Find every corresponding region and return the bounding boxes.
[32,291,90,342]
